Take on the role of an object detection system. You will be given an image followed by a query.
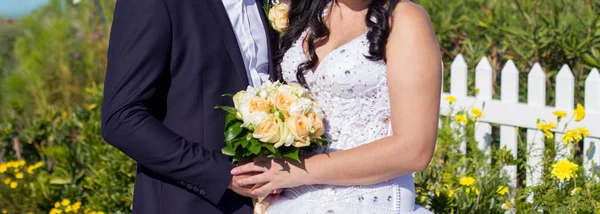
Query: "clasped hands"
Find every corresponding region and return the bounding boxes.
[228,158,310,201]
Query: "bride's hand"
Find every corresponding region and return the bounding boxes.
[230,158,311,197]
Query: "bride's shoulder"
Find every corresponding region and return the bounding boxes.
[390,1,431,27]
[387,1,435,43]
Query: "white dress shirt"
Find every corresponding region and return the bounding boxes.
[222,0,270,87]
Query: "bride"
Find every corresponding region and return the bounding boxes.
[231,0,441,213]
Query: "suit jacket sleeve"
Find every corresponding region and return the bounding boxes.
[101,0,233,204]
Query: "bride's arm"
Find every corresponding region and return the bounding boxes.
[232,2,442,196]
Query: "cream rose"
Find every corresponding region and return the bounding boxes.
[253,115,282,143]
[288,83,308,97]
[275,124,295,148]
[242,111,268,128]
[268,2,290,33]
[285,115,312,147]
[307,112,325,138]
[288,98,312,116]
[232,90,246,109]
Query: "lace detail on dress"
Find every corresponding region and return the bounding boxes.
[268,28,430,214]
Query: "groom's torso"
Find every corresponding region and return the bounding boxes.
[132,0,274,213]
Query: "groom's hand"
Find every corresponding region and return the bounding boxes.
[228,173,259,197]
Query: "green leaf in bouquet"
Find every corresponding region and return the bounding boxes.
[268,149,283,159]
[215,106,238,115]
[240,139,250,148]
[222,94,234,97]
[262,143,276,154]
[225,112,238,128]
[225,122,243,142]
[281,148,300,163]
[248,139,263,155]
[222,145,236,156]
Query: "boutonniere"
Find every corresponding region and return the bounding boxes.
[265,0,290,33]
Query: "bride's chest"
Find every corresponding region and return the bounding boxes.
[281,37,387,99]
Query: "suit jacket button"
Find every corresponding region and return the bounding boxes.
[199,189,207,195]
[186,184,193,189]
[192,187,199,192]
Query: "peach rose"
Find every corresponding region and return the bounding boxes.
[307,112,325,138]
[249,97,271,113]
[271,91,298,116]
[285,115,312,147]
[253,115,282,143]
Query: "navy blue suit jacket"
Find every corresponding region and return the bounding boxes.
[101,0,276,213]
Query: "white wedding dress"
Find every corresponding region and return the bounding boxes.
[266,24,433,213]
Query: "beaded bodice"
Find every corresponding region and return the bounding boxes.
[280,31,392,152]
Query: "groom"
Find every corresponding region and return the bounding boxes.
[101,0,276,213]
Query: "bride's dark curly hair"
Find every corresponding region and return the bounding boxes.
[271,0,402,87]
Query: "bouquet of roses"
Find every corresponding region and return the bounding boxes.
[216,82,327,213]
[217,81,328,163]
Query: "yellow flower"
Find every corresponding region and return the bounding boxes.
[570,187,582,195]
[471,108,484,119]
[64,205,72,212]
[96,212,105,214]
[562,127,589,144]
[537,122,557,139]
[544,131,554,139]
[55,202,61,208]
[13,168,19,173]
[15,172,23,179]
[502,200,512,210]
[445,95,456,103]
[574,104,585,122]
[578,127,589,137]
[496,185,509,195]
[2,209,6,214]
[551,159,578,182]
[553,110,567,119]
[26,166,34,174]
[72,202,82,211]
[455,115,468,125]
[562,130,582,144]
[5,161,16,168]
[537,122,557,132]
[3,178,11,185]
[61,199,71,206]
[0,164,6,173]
[87,104,97,111]
[49,208,63,214]
[17,160,25,166]
[465,187,480,195]
[9,182,17,189]
[459,176,476,186]
[447,189,455,198]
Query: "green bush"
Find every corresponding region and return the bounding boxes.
[417,0,600,104]
[0,86,135,213]
[1,0,112,113]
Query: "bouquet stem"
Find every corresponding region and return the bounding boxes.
[253,196,269,214]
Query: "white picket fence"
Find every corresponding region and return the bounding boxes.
[440,54,600,188]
